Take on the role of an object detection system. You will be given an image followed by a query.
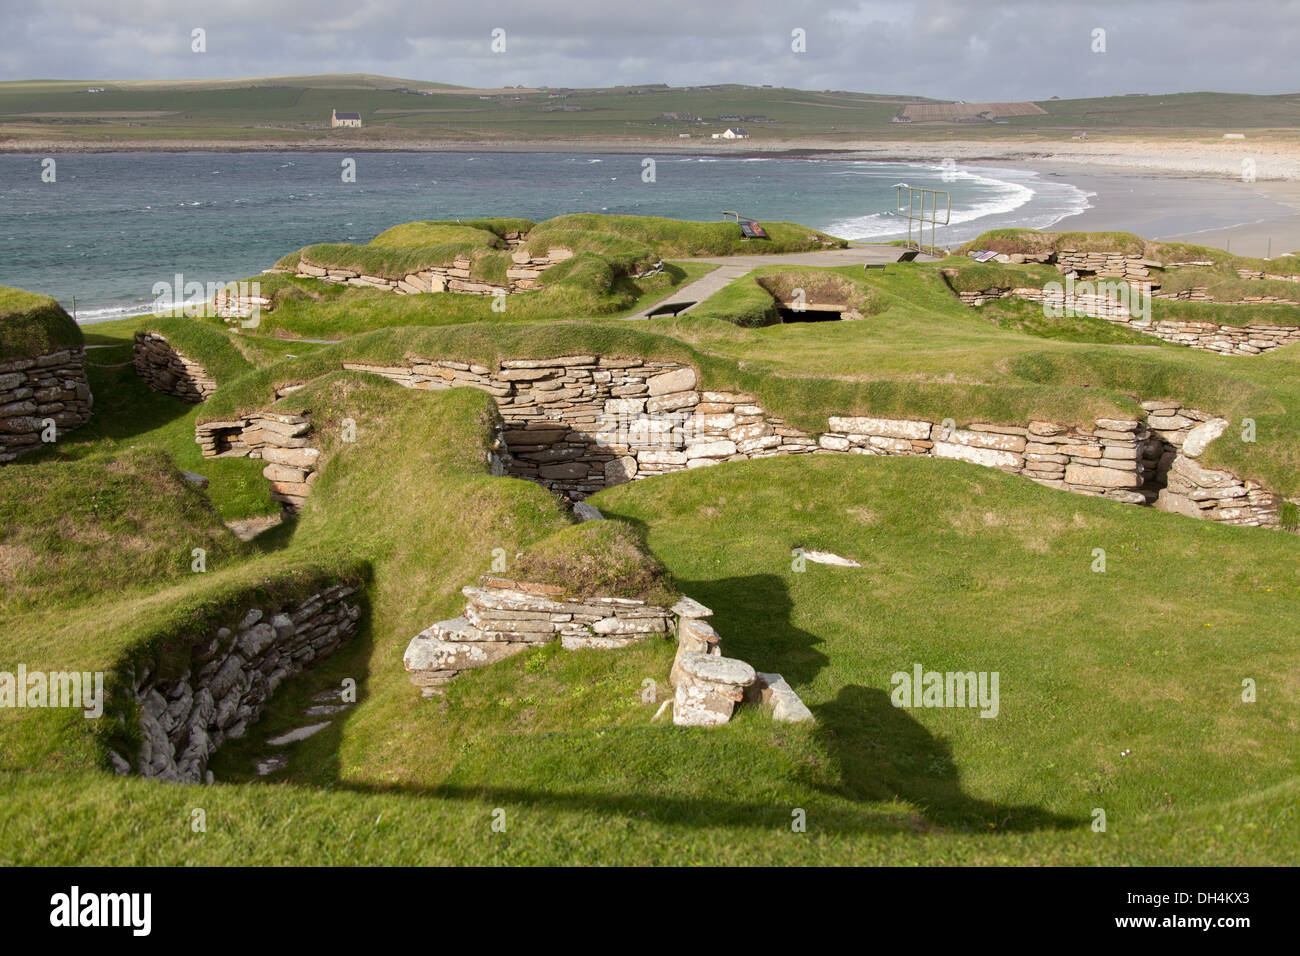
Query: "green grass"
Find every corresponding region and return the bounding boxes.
[0,286,83,360]
[0,446,248,615]
[526,214,847,258]
[3,451,1297,863]
[4,216,1300,866]
[6,77,1300,150]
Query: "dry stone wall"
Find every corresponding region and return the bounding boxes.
[0,348,92,463]
[195,411,320,511]
[959,283,1300,355]
[1142,402,1279,527]
[115,584,362,783]
[201,354,1280,530]
[402,577,814,727]
[132,332,217,402]
[343,356,1157,504]
[403,575,673,696]
[1055,250,1159,281]
[293,245,572,296]
[962,248,1300,354]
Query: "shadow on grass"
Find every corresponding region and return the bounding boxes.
[75,355,196,446]
[322,573,1080,837]
[206,597,375,788]
[810,685,1079,833]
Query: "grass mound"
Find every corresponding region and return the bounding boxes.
[135,315,254,384]
[939,258,1058,293]
[957,229,1149,258]
[0,447,247,615]
[0,286,83,361]
[527,213,847,257]
[508,519,676,604]
[1155,264,1300,303]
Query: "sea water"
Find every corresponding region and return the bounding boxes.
[0,150,1091,320]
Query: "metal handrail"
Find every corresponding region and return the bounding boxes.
[894,185,951,257]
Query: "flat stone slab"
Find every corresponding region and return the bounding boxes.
[801,549,862,567]
[678,653,756,687]
[266,722,331,746]
[254,754,290,776]
[303,703,350,717]
[755,672,816,724]
[671,596,713,618]
[1182,418,1229,458]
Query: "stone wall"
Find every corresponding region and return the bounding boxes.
[1055,250,1158,281]
[132,332,217,402]
[402,576,814,726]
[1142,403,1279,527]
[116,584,362,783]
[341,356,1158,505]
[195,410,320,511]
[403,575,674,696]
[1235,269,1300,283]
[0,348,92,463]
[200,354,1283,531]
[958,284,1300,356]
[292,245,572,296]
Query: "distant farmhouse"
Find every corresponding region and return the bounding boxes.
[712,127,749,140]
[331,109,362,128]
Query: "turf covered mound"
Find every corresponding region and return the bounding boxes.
[0,446,247,614]
[957,228,1300,275]
[0,286,83,361]
[525,213,847,258]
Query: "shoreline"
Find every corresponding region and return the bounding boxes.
[15,142,1300,322]
[4,133,1300,177]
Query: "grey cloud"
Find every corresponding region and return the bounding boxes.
[0,0,1297,99]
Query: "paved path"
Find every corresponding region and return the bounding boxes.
[627,243,938,320]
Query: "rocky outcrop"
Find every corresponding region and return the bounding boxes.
[116,584,362,784]
[132,332,217,402]
[0,348,92,462]
[293,245,572,296]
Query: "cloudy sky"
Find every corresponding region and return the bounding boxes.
[2,0,1297,101]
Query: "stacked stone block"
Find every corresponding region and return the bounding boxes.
[117,584,362,784]
[0,348,92,462]
[132,331,217,402]
[402,575,673,697]
[195,411,319,511]
[293,246,572,296]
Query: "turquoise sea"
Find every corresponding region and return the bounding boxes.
[0,151,1093,320]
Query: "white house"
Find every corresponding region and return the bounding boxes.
[331,109,362,128]
[710,127,749,140]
